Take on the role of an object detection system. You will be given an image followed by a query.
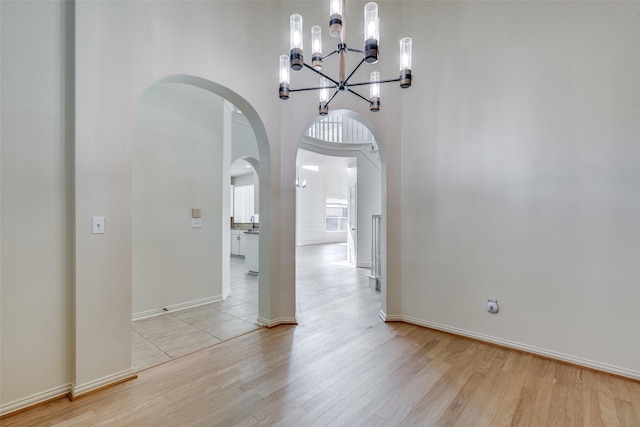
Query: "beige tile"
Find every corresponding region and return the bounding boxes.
[170,305,217,324]
[219,302,258,318]
[231,292,258,305]
[132,313,186,335]
[141,319,201,343]
[203,318,260,341]
[207,297,247,310]
[233,283,258,292]
[154,330,222,358]
[230,288,256,298]
[131,331,171,370]
[237,313,259,324]
[184,310,238,330]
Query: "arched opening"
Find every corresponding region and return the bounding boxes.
[295,109,385,321]
[131,75,270,369]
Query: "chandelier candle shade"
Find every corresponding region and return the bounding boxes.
[278,0,412,115]
[399,37,412,88]
[319,77,330,115]
[369,71,380,112]
[363,3,379,63]
[330,0,343,37]
[290,14,304,70]
[311,26,323,69]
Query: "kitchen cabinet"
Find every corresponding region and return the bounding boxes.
[244,231,259,274]
[230,230,246,256]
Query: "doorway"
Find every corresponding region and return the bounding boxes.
[131,76,268,370]
[295,111,383,318]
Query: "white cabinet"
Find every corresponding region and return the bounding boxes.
[244,232,259,274]
[239,234,246,256]
[230,230,246,256]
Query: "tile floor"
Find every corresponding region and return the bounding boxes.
[132,256,260,371]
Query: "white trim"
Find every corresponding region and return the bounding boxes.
[132,295,224,321]
[255,316,298,328]
[299,138,381,171]
[0,384,70,417]
[387,314,640,381]
[71,368,137,398]
[378,309,387,321]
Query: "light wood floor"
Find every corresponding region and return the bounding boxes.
[4,243,640,426]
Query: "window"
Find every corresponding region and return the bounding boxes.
[326,197,348,232]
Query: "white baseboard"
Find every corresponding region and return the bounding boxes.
[0,384,71,417]
[2,370,137,416]
[382,313,640,381]
[378,310,405,323]
[132,295,224,321]
[256,316,298,328]
[70,368,137,399]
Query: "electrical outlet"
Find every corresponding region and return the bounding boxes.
[487,299,499,314]
[192,218,202,228]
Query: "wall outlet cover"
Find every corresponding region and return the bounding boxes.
[487,300,499,314]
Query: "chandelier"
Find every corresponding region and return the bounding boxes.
[278,0,412,115]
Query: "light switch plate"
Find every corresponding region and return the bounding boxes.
[92,216,106,234]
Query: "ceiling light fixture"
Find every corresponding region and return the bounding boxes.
[279,0,412,115]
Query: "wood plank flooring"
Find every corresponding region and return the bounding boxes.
[3,243,639,426]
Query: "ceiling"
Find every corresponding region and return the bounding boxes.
[297,149,356,169]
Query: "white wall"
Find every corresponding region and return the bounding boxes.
[397,1,640,376]
[1,0,74,408]
[132,83,226,317]
[231,112,259,163]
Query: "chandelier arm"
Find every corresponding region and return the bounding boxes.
[289,85,335,93]
[347,77,402,87]
[346,88,373,105]
[302,62,340,86]
[343,57,367,86]
[346,47,364,54]
[322,49,340,61]
[325,89,341,108]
